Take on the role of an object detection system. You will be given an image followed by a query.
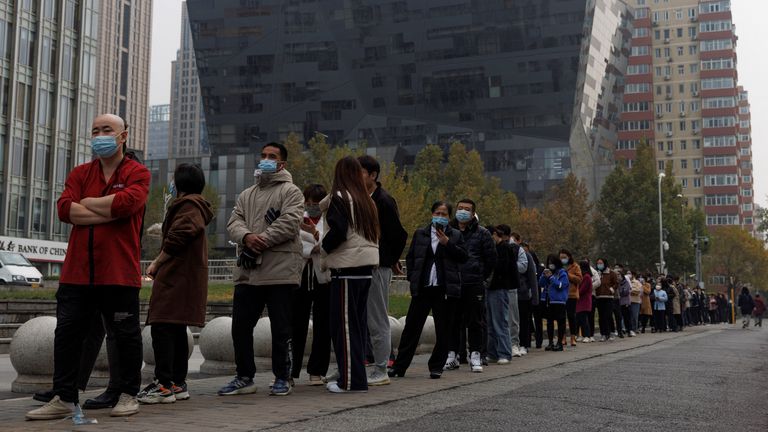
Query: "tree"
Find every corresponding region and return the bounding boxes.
[411,144,445,206]
[379,162,428,250]
[703,226,768,291]
[538,173,595,258]
[515,207,546,253]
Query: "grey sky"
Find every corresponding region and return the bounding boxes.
[148,0,765,207]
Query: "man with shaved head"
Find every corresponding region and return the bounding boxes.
[27,114,149,420]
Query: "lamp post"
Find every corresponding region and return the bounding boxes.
[658,173,666,276]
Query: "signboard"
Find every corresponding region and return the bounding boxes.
[0,236,68,263]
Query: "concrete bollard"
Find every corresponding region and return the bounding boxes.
[389,316,404,350]
[141,325,195,381]
[396,315,436,354]
[10,316,56,393]
[253,317,272,370]
[199,317,236,376]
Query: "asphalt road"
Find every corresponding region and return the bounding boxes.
[270,325,767,432]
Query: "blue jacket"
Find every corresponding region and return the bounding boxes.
[653,288,668,310]
[539,268,569,305]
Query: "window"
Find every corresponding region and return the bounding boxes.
[701,39,733,52]
[705,174,738,186]
[632,28,649,38]
[690,64,699,73]
[743,203,753,212]
[681,178,688,188]
[19,28,35,66]
[702,77,734,89]
[703,136,736,147]
[627,64,650,75]
[677,27,684,37]
[703,97,736,109]
[739,134,750,142]
[707,215,739,226]
[701,58,733,70]
[689,27,697,38]
[631,46,650,56]
[703,116,736,128]
[700,20,732,32]
[705,195,738,206]
[37,89,52,127]
[704,156,736,166]
[742,188,753,197]
[11,138,29,177]
[622,101,650,112]
[690,101,700,112]
[740,120,750,128]
[620,120,651,131]
[693,139,701,149]
[700,2,731,14]
[616,140,639,150]
[694,178,702,188]
[743,175,751,183]
[15,83,32,122]
[681,140,687,150]
[0,19,11,59]
[681,159,688,169]
[738,106,749,115]
[658,160,665,170]
[678,65,685,75]
[625,83,650,94]
[693,159,702,169]
[689,45,698,55]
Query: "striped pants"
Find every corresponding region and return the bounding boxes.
[330,276,371,391]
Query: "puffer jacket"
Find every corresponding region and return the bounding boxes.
[630,278,643,304]
[227,169,305,286]
[450,219,497,287]
[539,268,570,305]
[319,192,379,270]
[596,270,619,299]
[567,263,582,300]
[406,224,468,298]
[300,215,331,284]
[738,292,755,315]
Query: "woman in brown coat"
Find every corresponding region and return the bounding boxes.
[560,249,582,346]
[141,163,214,404]
[640,273,653,333]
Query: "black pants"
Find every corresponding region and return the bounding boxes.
[596,298,613,337]
[53,284,142,404]
[151,323,188,387]
[532,302,546,348]
[640,314,651,331]
[708,310,717,323]
[518,298,532,349]
[566,298,578,338]
[75,309,120,393]
[577,311,591,338]
[329,276,370,391]
[452,284,484,356]
[621,305,632,334]
[546,303,566,345]
[589,296,597,339]
[231,284,294,380]
[291,266,331,379]
[674,314,683,330]
[653,309,666,332]
[666,307,677,331]
[393,287,454,374]
[612,299,623,335]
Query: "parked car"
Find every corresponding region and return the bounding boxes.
[0,251,44,288]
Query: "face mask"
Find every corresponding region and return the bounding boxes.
[597,264,605,271]
[168,181,177,198]
[455,209,472,223]
[432,216,449,229]
[560,258,569,266]
[627,273,633,279]
[258,159,278,173]
[91,135,119,158]
[639,277,645,283]
[306,204,321,218]
[548,264,556,271]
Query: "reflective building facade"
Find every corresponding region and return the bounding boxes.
[187,0,632,211]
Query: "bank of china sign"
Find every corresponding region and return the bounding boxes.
[0,236,68,263]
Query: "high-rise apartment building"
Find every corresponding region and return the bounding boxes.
[147,104,170,160]
[618,0,754,231]
[169,1,207,159]
[95,0,152,154]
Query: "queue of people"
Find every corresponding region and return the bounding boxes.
[24,119,763,421]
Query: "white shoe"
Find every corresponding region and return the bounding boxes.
[511,345,522,357]
[367,370,391,386]
[323,370,340,384]
[520,347,528,355]
[444,351,460,370]
[26,396,75,420]
[497,358,510,365]
[575,336,583,342]
[470,351,483,372]
[629,331,637,337]
[110,393,139,417]
[611,331,618,337]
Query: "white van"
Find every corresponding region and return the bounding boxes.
[0,251,44,288]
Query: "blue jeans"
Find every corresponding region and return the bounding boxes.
[630,303,641,331]
[486,289,511,360]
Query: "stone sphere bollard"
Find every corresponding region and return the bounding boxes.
[10,316,56,393]
[252,317,273,370]
[418,315,436,354]
[389,316,404,350]
[88,340,110,388]
[199,317,236,376]
[141,325,194,380]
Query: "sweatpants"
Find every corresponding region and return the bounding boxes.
[330,276,370,391]
[53,284,142,404]
[291,264,331,379]
[508,290,520,347]
[546,303,566,345]
[518,298,532,349]
[232,284,294,381]
[596,298,613,338]
[392,287,453,374]
[367,267,392,373]
[566,298,578,338]
[151,323,189,387]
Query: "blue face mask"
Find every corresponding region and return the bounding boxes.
[432,216,449,229]
[455,209,472,223]
[168,181,177,198]
[597,264,605,271]
[561,258,569,266]
[258,159,278,173]
[91,135,119,158]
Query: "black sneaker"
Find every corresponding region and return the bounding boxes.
[83,390,121,410]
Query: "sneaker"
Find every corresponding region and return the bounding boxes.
[110,393,139,417]
[611,331,618,337]
[629,331,637,337]
[367,370,391,386]
[26,396,75,420]
[609,336,616,341]
[552,344,564,352]
[429,370,442,379]
[323,370,340,384]
[485,356,498,364]
[270,379,292,396]
[137,382,176,404]
[520,347,528,355]
[326,382,367,394]
[172,383,190,400]
[511,345,522,358]
[497,358,511,365]
[575,336,583,342]
[444,351,460,371]
[470,351,483,373]
[218,376,257,396]
[137,381,158,400]
[308,375,324,386]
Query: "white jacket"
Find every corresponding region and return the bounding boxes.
[300,215,331,284]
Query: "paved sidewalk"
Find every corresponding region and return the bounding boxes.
[0,325,721,431]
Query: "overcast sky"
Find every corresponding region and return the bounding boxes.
[149,0,766,207]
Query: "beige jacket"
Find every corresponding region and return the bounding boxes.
[227,169,305,286]
[630,279,643,304]
[319,192,379,270]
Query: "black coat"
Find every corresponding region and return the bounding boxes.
[450,219,497,287]
[738,292,755,315]
[372,184,408,267]
[520,250,539,303]
[406,224,468,298]
[488,242,512,290]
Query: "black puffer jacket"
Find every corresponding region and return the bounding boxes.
[519,250,538,303]
[450,219,497,287]
[406,224,468,298]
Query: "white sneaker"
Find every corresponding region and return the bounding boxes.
[323,370,340,384]
[496,358,510,365]
[110,393,139,417]
[444,351,460,370]
[629,331,637,337]
[575,336,583,342]
[470,351,483,372]
[511,345,522,357]
[367,370,391,386]
[611,331,618,337]
[520,347,528,355]
[26,396,75,420]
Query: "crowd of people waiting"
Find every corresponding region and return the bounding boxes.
[24,127,765,421]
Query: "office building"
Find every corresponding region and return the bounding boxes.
[147,104,170,160]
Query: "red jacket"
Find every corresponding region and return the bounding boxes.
[57,156,150,287]
[576,273,593,313]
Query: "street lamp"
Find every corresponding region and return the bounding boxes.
[658,173,666,276]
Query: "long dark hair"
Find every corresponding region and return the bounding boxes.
[546,254,563,271]
[330,156,380,243]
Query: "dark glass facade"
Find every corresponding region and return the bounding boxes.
[187,0,632,210]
